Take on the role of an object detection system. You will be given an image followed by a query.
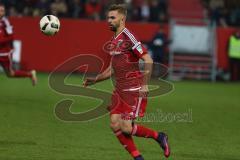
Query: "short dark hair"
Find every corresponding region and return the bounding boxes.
[107,4,127,16]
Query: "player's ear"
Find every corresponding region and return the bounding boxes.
[122,16,126,22]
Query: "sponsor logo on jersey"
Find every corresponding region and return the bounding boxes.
[109,51,122,55]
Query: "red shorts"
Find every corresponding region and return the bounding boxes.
[109,90,147,120]
[0,53,12,72]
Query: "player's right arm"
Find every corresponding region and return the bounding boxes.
[83,65,113,87]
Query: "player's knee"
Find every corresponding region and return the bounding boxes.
[120,123,132,135]
[110,122,120,132]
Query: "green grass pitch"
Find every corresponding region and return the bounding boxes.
[0,73,240,160]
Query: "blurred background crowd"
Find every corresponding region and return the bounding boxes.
[0,0,240,27]
[202,0,240,27]
[0,0,168,23]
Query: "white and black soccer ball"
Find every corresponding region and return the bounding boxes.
[39,15,60,36]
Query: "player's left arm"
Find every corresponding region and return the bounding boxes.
[0,17,14,44]
[126,29,153,96]
[140,53,153,96]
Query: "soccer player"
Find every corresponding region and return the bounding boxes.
[84,4,170,160]
[0,3,37,86]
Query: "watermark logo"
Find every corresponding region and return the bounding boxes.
[49,41,175,122]
[136,109,193,123]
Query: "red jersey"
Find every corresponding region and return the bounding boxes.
[110,28,147,93]
[0,17,14,55]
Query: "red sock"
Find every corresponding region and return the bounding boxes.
[14,70,31,78]
[131,124,158,140]
[114,130,141,158]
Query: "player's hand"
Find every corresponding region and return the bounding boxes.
[139,85,149,98]
[83,77,97,87]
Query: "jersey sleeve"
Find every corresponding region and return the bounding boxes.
[2,17,13,35]
[0,17,14,44]
[123,28,147,58]
[132,42,147,58]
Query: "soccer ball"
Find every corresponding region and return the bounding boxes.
[39,15,60,36]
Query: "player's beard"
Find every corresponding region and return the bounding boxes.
[110,22,120,32]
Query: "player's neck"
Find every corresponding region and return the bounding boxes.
[115,26,125,38]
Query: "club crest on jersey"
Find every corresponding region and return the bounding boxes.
[136,45,143,54]
[117,39,123,47]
